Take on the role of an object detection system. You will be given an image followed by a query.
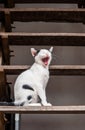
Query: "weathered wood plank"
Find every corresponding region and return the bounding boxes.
[1,65,85,75]
[0,106,85,114]
[0,8,85,23]
[1,32,85,46]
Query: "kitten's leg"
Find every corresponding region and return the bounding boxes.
[37,86,52,106]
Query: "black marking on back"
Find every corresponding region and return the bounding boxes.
[22,85,34,91]
[27,95,32,100]
[20,102,25,106]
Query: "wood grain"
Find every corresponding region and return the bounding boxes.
[0,106,85,114]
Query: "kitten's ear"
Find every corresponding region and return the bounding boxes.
[49,46,53,53]
[31,48,37,57]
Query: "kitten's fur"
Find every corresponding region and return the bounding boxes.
[0,47,53,106]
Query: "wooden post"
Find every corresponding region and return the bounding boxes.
[1,35,10,65]
[4,0,14,8]
[0,49,7,130]
[0,48,2,65]
[0,113,6,130]
[4,10,11,32]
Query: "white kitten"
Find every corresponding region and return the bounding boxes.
[14,47,53,106]
[0,47,53,106]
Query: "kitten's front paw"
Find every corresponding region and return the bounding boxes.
[28,103,41,106]
[43,103,52,106]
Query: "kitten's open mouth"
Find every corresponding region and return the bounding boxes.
[42,57,49,66]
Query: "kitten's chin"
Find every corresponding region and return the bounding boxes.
[43,62,50,68]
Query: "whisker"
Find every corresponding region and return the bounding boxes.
[52,53,58,60]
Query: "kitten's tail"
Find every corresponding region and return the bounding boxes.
[0,102,15,106]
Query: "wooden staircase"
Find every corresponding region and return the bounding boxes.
[0,0,85,130]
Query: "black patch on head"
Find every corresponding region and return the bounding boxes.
[35,50,40,56]
[37,50,40,54]
[27,95,32,100]
[22,85,34,91]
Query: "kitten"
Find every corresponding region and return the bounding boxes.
[0,47,53,106]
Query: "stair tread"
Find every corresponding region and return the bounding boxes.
[1,65,85,75]
[0,0,81,4]
[0,8,85,23]
[1,32,85,46]
[0,105,85,114]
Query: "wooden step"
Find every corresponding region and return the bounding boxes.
[1,0,84,8]
[0,105,85,114]
[0,0,82,4]
[1,32,85,64]
[0,8,85,23]
[0,0,84,8]
[1,65,85,75]
[1,32,85,46]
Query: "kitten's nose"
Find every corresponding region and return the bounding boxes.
[45,54,49,57]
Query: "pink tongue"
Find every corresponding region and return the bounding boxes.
[42,57,49,65]
[44,60,48,65]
